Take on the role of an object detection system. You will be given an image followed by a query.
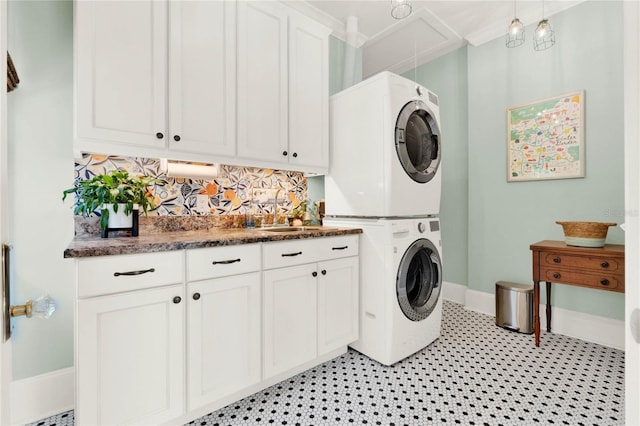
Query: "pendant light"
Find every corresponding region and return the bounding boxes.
[505,0,525,48]
[391,0,412,20]
[533,0,555,51]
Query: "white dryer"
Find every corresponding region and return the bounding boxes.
[324,216,443,366]
[325,71,442,217]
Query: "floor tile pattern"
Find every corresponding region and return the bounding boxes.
[28,301,625,426]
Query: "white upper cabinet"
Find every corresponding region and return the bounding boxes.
[288,12,330,171]
[237,1,330,174]
[75,0,329,174]
[168,1,236,157]
[75,0,237,160]
[75,0,167,150]
[237,1,289,164]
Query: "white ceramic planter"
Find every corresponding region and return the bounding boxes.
[104,203,133,228]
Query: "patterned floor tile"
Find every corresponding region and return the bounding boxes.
[27,301,624,426]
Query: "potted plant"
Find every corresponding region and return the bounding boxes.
[62,169,159,233]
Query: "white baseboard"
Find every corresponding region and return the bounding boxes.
[538,305,625,350]
[463,288,495,316]
[442,281,466,304]
[11,367,74,425]
[456,287,624,350]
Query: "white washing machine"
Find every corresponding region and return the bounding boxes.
[324,216,443,366]
[325,71,442,217]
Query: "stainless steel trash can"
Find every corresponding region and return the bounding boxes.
[495,281,533,334]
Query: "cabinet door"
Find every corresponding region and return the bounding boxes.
[75,0,167,150]
[76,285,184,426]
[237,1,288,163]
[288,12,330,170]
[187,272,261,410]
[169,0,236,157]
[263,264,317,379]
[317,257,359,355]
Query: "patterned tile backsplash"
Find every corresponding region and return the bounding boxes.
[74,154,307,219]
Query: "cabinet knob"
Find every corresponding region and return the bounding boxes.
[292,152,298,158]
[553,257,561,263]
[156,132,164,139]
[321,270,327,275]
[601,261,610,268]
[173,296,182,304]
[553,273,561,279]
[173,135,181,142]
[282,150,288,156]
[193,293,200,300]
[600,279,610,286]
[312,271,318,277]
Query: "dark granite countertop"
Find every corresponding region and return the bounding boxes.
[64,226,362,258]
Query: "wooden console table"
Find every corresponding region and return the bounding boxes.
[530,240,625,347]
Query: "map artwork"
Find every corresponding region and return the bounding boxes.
[507,91,584,182]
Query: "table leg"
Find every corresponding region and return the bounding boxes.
[545,281,552,332]
[534,281,540,347]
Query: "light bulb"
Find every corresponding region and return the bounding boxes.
[505,17,525,48]
[509,18,524,35]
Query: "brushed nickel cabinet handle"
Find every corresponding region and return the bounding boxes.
[114,268,155,277]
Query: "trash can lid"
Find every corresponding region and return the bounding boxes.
[495,281,533,293]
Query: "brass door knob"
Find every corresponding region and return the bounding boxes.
[10,295,56,319]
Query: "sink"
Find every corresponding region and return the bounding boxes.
[259,226,337,232]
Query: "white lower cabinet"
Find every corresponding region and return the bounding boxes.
[75,237,358,425]
[76,284,185,426]
[187,272,261,410]
[263,235,359,379]
[263,263,318,379]
[317,257,359,356]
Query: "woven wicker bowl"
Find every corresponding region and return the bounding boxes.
[556,221,616,247]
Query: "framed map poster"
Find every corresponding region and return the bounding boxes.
[507,90,585,182]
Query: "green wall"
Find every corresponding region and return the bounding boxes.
[467,1,624,319]
[401,1,625,321]
[402,47,469,286]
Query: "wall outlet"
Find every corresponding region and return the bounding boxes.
[196,194,209,214]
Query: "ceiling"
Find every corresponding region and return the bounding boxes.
[284,0,585,77]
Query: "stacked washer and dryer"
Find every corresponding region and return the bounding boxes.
[324,71,443,366]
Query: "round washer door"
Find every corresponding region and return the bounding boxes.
[395,100,441,183]
[396,238,442,321]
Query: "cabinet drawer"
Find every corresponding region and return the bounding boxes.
[187,243,261,282]
[541,267,624,292]
[542,253,623,272]
[77,251,184,298]
[263,235,358,270]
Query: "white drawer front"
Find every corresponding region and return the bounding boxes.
[77,251,184,298]
[263,235,358,270]
[187,243,261,282]
[317,235,358,261]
